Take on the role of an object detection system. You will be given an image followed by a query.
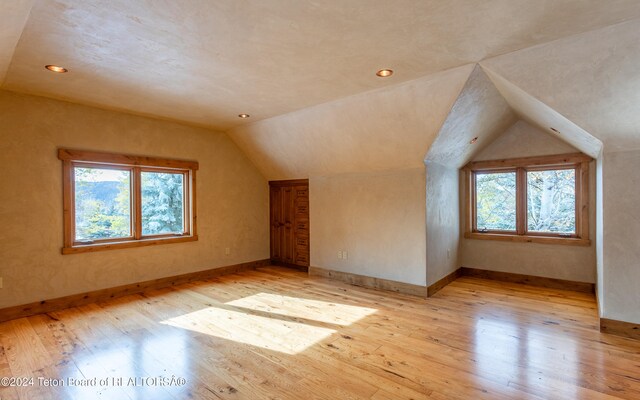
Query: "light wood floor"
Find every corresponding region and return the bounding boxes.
[1,267,639,400]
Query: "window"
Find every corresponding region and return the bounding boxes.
[475,171,517,231]
[59,149,198,254]
[464,153,591,245]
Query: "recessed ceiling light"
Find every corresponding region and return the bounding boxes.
[470,137,479,144]
[238,114,250,119]
[45,65,68,73]
[376,69,393,77]
[550,127,560,133]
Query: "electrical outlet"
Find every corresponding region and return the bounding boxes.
[343,251,348,260]
[224,247,231,255]
[337,251,343,259]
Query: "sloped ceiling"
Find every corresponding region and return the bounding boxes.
[481,66,602,158]
[227,65,473,180]
[224,8,636,179]
[474,120,580,161]
[1,1,638,178]
[0,0,33,84]
[2,1,640,130]
[481,19,640,153]
[424,62,600,170]
[425,65,517,168]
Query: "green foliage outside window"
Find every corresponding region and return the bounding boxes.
[476,172,517,231]
[142,172,184,235]
[475,169,576,234]
[74,167,185,241]
[527,169,575,233]
[75,168,131,240]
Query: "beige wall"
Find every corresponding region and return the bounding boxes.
[310,168,426,286]
[425,162,459,284]
[602,150,640,323]
[0,90,269,308]
[459,121,597,283]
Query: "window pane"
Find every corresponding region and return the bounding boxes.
[75,167,131,240]
[527,169,576,234]
[141,172,184,235]
[476,172,517,231]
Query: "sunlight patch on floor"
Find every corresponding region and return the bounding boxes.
[226,292,377,326]
[161,293,377,354]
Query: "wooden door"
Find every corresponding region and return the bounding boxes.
[281,185,295,263]
[269,185,282,261]
[293,185,309,266]
[269,179,309,270]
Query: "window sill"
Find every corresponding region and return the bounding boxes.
[62,235,198,255]
[464,232,590,246]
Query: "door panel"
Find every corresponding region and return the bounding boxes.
[269,180,309,268]
[270,186,282,261]
[282,186,294,263]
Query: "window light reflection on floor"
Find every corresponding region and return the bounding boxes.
[161,293,377,354]
[66,331,188,398]
[473,317,579,399]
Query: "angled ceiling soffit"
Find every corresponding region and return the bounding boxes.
[480,65,602,158]
[425,64,517,169]
[0,0,34,85]
[226,65,475,180]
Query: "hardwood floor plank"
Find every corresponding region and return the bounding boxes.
[1,267,639,399]
[0,328,21,400]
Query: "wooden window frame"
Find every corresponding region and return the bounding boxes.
[463,153,591,246]
[59,149,198,254]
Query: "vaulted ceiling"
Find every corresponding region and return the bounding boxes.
[1,1,639,180]
[2,0,640,132]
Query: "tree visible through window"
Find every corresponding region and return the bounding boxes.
[527,169,575,234]
[141,171,184,235]
[59,149,198,254]
[464,153,591,245]
[476,172,516,231]
[75,167,131,241]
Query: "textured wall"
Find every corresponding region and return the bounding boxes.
[0,90,269,308]
[310,168,426,286]
[425,162,459,284]
[460,121,596,283]
[602,150,640,323]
